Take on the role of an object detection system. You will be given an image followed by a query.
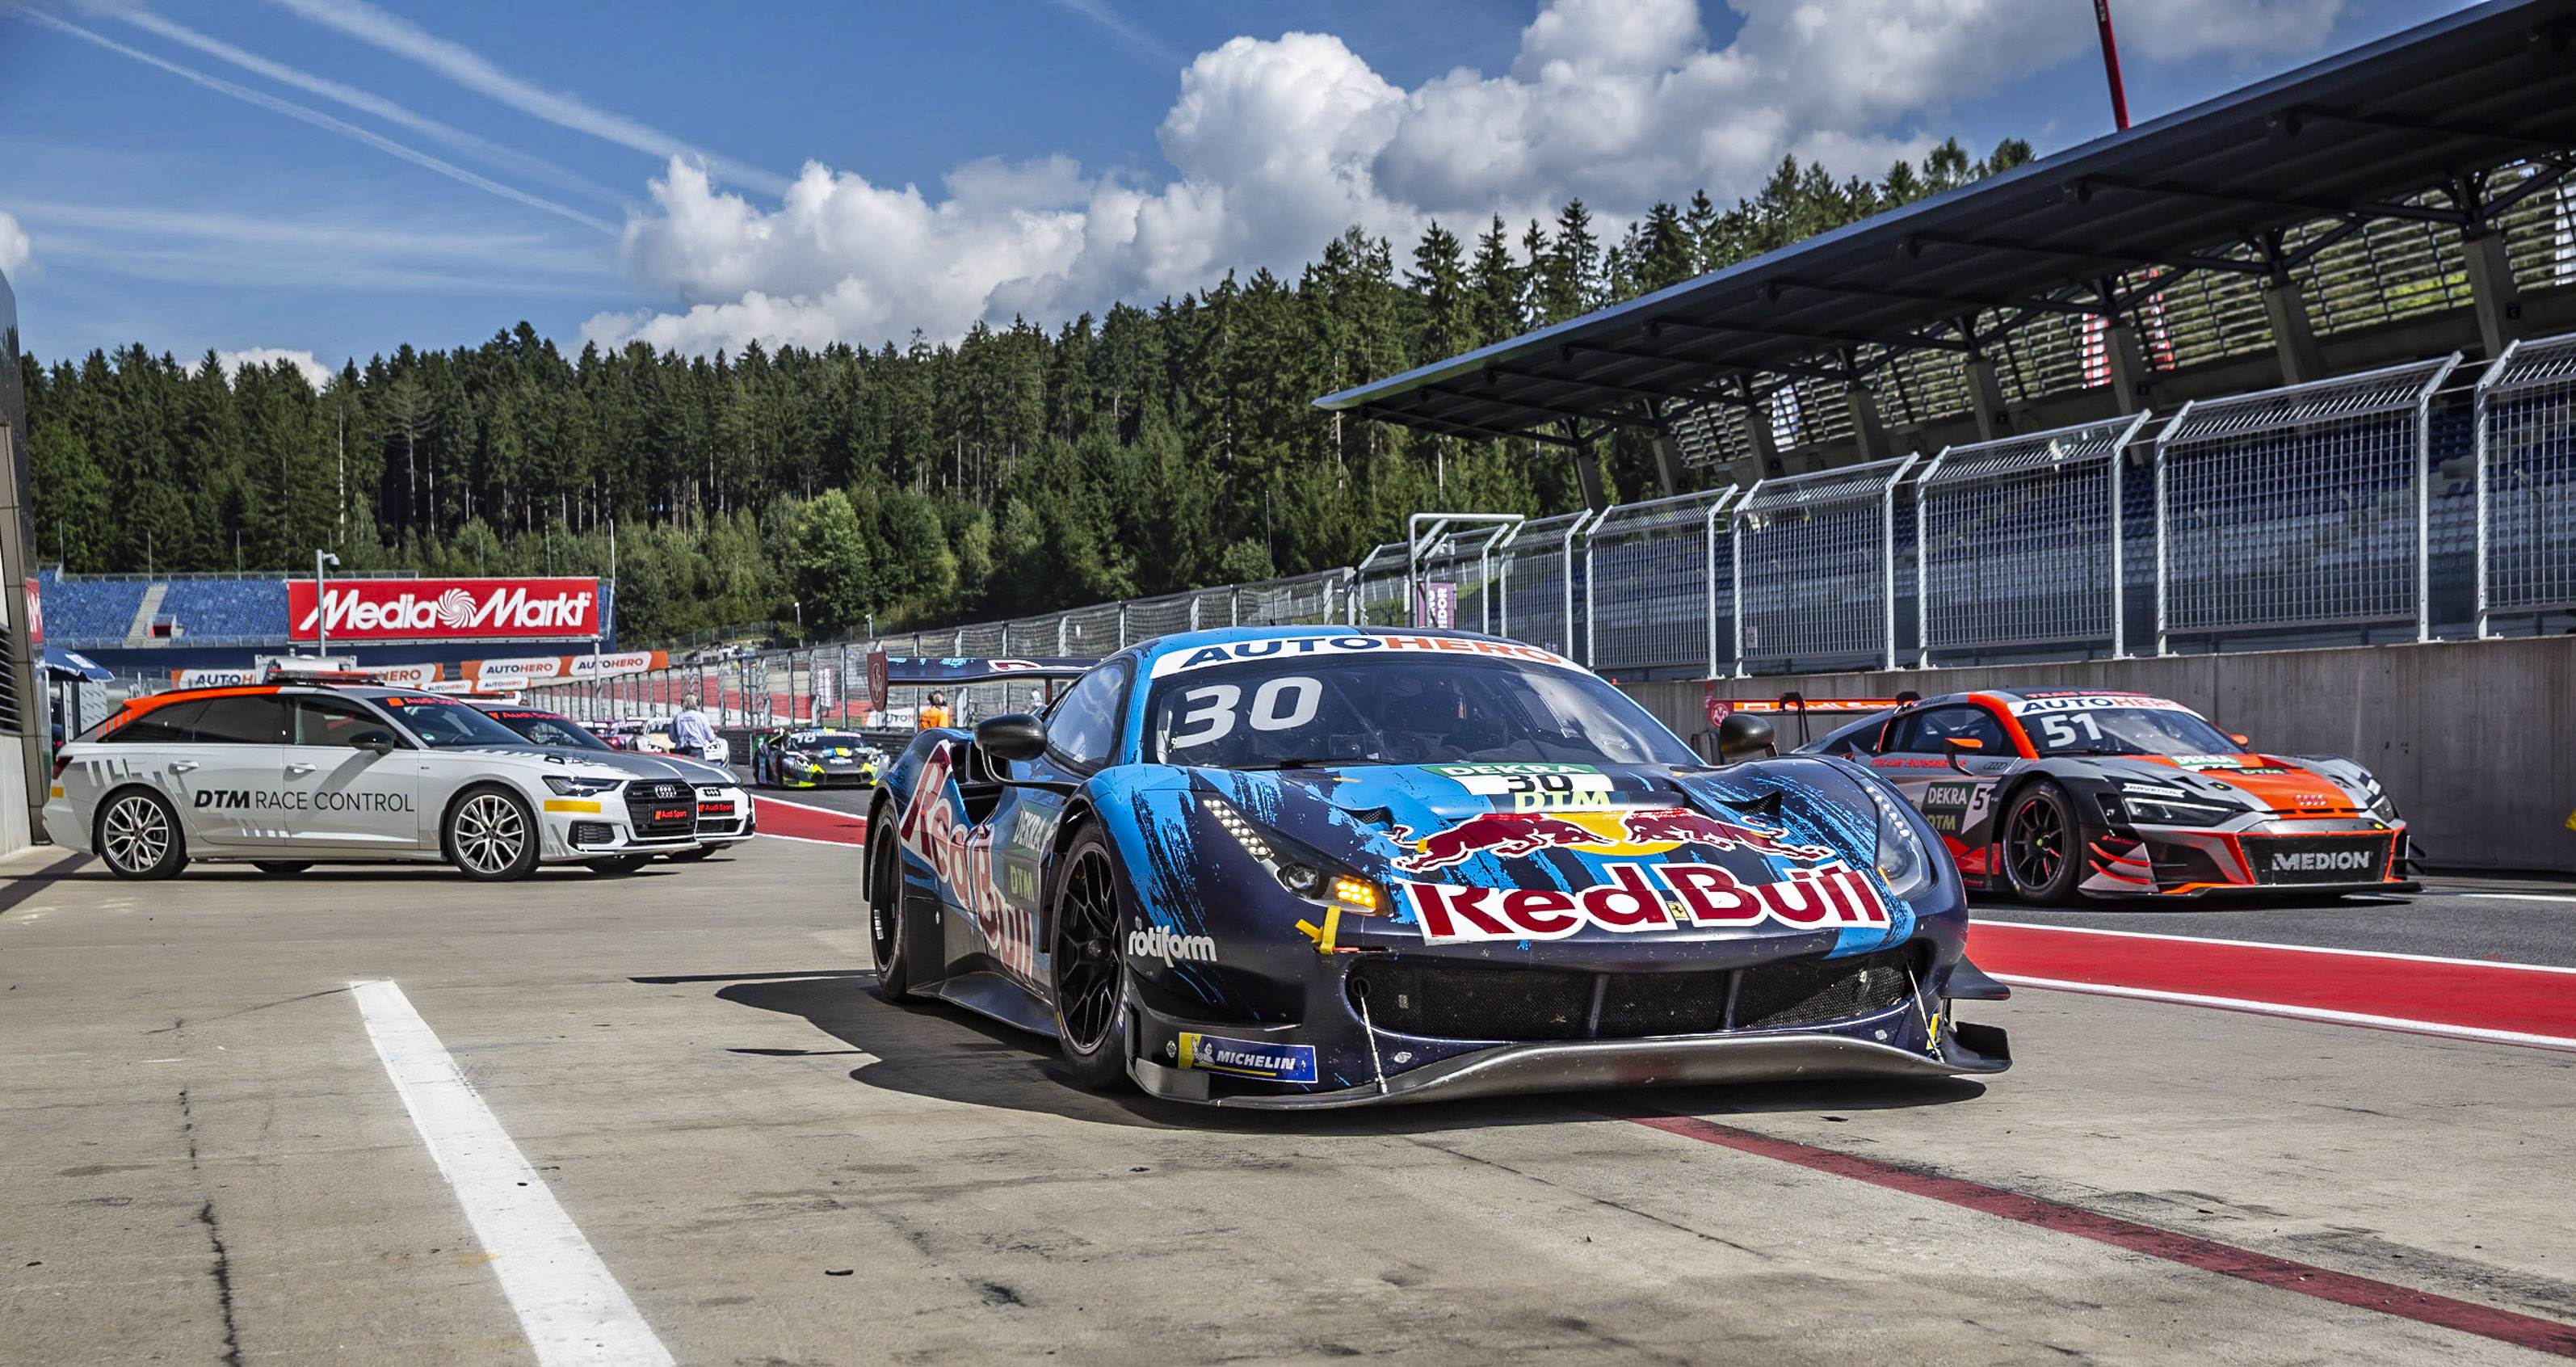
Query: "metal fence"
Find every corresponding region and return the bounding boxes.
[1733,456,1917,672]
[523,340,2576,730]
[1584,490,1734,678]
[2154,355,2460,653]
[2476,332,2576,634]
[1917,413,2149,663]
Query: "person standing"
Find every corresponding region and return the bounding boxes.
[918,690,952,730]
[672,692,716,759]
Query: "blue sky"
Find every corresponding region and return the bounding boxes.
[0,0,2473,376]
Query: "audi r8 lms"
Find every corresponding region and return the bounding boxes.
[47,683,704,881]
[864,630,2010,1109]
[750,727,883,789]
[474,704,754,863]
[1766,688,2414,902]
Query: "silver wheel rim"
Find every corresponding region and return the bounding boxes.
[103,795,170,872]
[453,793,527,874]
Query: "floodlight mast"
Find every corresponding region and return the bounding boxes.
[313,549,341,658]
[2094,0,2131,130]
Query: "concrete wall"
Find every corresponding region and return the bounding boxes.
[1619,636,2576,873]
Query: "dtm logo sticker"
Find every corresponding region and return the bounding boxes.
[194,789,414,812]
[1398,860,1889,944]
[2271,849,2376,873]
[1128,924,1217,965]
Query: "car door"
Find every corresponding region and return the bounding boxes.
[279,696,422,853]
[82,698,221,842]
[1868,704,2014,849]
[1002,660,1130,987]
[179,694,295,848]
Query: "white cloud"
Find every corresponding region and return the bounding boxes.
[216,347,334,388]
[589,0,2348,355]
[0,212,30,276]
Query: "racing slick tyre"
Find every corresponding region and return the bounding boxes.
[585,855,652,875]
[96,788,187,881]
[664,844,718,862]
[1051,828,1137,1093]
[252,861,313,876]
[2003,780,2086,906]
[866,804,920,1000]
[444,785,540,882]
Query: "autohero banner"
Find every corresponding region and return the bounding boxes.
[289,578,600,641]
[192,789,415,812]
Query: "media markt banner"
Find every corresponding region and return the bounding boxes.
[289,576,601,642]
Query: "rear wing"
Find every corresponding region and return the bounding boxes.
[1704,692,1918,751]
[866,653,1099,710]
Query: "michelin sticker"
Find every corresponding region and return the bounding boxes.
[1177,1033,1317,1083]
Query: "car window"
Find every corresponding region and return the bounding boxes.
[1887,705,2007,755]
[1046,660,1131,772]
[379,696,540,748]
[191,695,291,745]
[484,709,611,750]
[93,698,208,744]
[293,696,391,747]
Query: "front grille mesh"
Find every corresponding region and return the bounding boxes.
[1347,946,1919,1043]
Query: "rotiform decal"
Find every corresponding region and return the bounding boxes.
[1128,924,1217,965]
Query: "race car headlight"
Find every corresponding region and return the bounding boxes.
[1864,780,1935,902]
[544,774,623,797]
[1204,797,1385,915]
[2111,784,2241,826]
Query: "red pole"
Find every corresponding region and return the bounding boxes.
[2094,0,2131,130]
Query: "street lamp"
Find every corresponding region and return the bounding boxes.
[314,550,341,658]
[792,599,802,637]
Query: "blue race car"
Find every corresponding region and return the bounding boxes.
[862,629,2010,1108]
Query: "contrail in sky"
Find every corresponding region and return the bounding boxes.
[265,0,791,196]
[15,9,616,233]
[1044,0,1184,66]
[114,5,624,207]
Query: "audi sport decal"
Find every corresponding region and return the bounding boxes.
[1149,633,1580,678]
[1397,860,1890,944]
[1392,808,1832,873]
[894,743,1036,978]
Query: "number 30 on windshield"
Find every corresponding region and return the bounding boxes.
[1167,677,1322,749]
[2039,713,2102,748]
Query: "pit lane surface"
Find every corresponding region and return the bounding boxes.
[5,839,2574,1365]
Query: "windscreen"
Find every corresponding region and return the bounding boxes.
[787,731,866,749]
[483,709,611,750]
[380,696,542,749]
[1144,654,1697,768]
[2017,700,2238,757]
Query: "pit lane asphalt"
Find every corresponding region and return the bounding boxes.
[5,835,2573,1365]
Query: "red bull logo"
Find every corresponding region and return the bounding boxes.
[1394,806,1832,872]
[1399,861,1889,944]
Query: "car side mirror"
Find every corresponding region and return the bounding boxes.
[975,713,1048,763]
[351,730,397,755]
[1943,736,1983,772]
[1715,713,1775,763]
[2229,734,2250,747]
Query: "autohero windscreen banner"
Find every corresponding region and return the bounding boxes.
[289,578,600,642]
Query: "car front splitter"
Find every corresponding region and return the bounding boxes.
[1130,1026,2009,1109]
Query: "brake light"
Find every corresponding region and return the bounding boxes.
[49,754,69,782]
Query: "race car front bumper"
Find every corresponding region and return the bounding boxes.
[2080,822,2414,898]
[1132,1021,2010,1108]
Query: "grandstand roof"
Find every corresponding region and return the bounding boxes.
[1314,0,2576,449]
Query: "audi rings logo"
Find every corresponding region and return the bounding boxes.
[433,587,474,627]
[652,784,683,800]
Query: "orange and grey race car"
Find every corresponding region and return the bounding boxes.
[1721,688,2414,902]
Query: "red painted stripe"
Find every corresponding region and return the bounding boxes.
[1627,1112,2576,1357]
[751,797,867,845]
[1968,922,2576,1040]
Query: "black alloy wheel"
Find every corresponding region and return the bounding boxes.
[97,789,187,880]
[252,861,313,876]
[1051,831,1134,1091]
[867,805,918,999]
[2004,781,2085,905]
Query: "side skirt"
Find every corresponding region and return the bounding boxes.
[926,971,1059,1038]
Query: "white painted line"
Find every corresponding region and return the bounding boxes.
[2453,892,2576,906]
[759,831,859,848]
[1993,973,2576,1054]
[351,980,675,1367]
[752,793,870,818]
[1978,919,2576,977]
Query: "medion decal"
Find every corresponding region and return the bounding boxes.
[290,578,599,641]
[2271,849,2376,873]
